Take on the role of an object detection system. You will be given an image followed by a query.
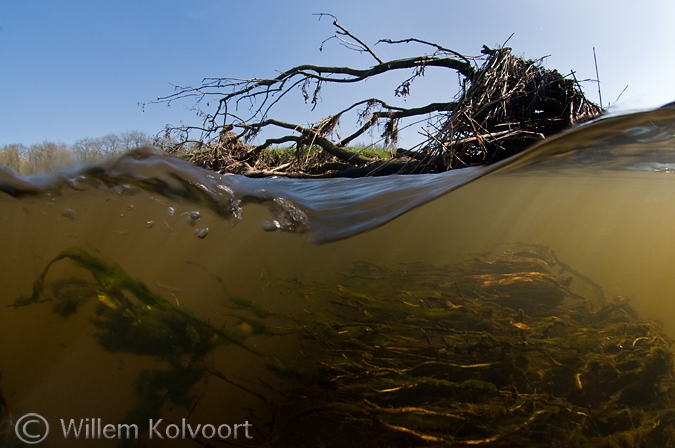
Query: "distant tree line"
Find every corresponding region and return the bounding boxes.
[0,131,166,175]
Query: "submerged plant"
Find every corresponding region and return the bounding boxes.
[12,247,256,355]
[9,247,276,445]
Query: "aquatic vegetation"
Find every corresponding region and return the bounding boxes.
[8,247,276,444]
[6,245,675,446]
[12,247,254,352]
[259,245,675,447]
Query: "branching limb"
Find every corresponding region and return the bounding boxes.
[315,13,383,64]
[340,101,458,147]
[157,56,474,106]
[377,37,476,65]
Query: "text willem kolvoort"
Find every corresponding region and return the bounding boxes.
[60,418,253,440]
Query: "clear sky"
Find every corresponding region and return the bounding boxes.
[1,0,674,147]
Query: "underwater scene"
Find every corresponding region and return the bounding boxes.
[3,105,675,447]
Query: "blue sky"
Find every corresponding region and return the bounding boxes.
[1,0,674,147]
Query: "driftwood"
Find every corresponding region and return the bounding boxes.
[152,16,602,177]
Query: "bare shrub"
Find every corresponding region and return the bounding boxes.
[0,144,27,174]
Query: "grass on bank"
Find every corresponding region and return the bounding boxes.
[252,144,395,166]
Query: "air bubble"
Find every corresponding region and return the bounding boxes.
[262,220,281,231]
[61,208,77,220]
[66,175,91,191]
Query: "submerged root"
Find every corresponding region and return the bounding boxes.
[9,244,675,446]
[266,244,675,447]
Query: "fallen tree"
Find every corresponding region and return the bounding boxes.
[154,15,602,177]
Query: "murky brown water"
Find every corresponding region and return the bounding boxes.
[3,106,675,446]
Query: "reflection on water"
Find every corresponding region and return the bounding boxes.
[2,106,675,446]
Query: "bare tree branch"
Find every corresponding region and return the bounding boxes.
[152,17,601,178]
[376,38,475,65]
[314,13,384,64]
[340,101,458,147]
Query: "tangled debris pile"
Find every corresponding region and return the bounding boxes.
[268,245,675,447]
[157,19,602,177]
[420,48,603,171]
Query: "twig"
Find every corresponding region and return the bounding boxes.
[376,37,473,64]
[501,32,515,48]
[593,47,603,109]
[209,369,275,408]
[612,85,629,106]
[314,14,383,64]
